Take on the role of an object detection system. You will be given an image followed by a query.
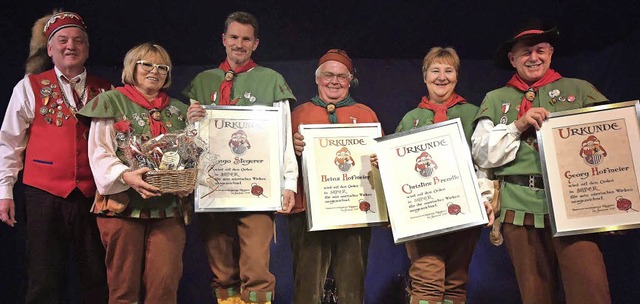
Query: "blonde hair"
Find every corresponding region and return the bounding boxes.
[422,47,460,79]
[121,43,172,89]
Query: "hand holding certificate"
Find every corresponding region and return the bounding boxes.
[299,123,388,231]
[194,106,285,212]
[375,118,488,243]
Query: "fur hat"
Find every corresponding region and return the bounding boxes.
[25,12,54,74]
[493,21,559,70]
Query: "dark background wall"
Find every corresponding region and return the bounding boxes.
[2,1,640,303]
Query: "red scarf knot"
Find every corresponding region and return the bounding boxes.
[506,69,562,119]
[116,84,170,137]
[218,59,257,106]
[417,93,467,124]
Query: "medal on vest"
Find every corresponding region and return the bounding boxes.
[500,103,510,125]
[40,87,52,97]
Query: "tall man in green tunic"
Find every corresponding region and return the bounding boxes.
[183,11,297,304]
[471,22,611,304]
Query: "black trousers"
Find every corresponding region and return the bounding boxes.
[24,186,108,304]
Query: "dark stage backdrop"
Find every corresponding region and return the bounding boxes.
[2,36,640,304]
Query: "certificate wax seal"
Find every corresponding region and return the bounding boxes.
[447,202,462,215]
[251,183,268,198]
[359,199,375,213]
[616,196,638,212]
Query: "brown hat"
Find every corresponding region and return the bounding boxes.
[318,49,353,73]
[494,21,559,70]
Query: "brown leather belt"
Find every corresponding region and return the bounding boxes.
[501,175,545,189]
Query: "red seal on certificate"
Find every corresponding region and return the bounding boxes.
[616,196,638,212]
[447,202,462,215]
[251,183,268,198]
[359,199,375,213]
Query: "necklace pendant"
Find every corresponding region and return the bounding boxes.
[150,108,162,121]
[525,89,536,102]
[225,71,235,81]
[326,103,336,114]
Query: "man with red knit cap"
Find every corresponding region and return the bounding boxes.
[0,10,110,303]
[290,49,380,304]
[471,21,610,303]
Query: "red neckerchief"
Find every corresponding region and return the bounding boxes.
[506,69,562,118]
[218,59,257,105]
[116,84,169,136]
[417,93,467,123]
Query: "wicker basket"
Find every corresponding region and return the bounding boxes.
[143,168,197,194]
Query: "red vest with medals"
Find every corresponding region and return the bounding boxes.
[23,69,111,198]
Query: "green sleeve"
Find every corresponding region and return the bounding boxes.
[77,90,119,119]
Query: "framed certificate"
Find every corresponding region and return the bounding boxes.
[194,105,284,212]
[299,123,388,231]
[537,100,640,236]
[375,118,488,243]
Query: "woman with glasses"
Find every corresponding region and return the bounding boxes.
[77,43,190,303]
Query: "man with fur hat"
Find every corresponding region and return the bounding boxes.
[0,10,110,303]
[183,11,297,304]
[289,49,380,303]
[471,21,610,303]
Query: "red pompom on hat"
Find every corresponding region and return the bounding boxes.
[318,49,353,74]
[43,11,87,41]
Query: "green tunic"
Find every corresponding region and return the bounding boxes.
[182,66,295,106]
[78,90,189,218]
[396,102,479,143]
[474,77,607,227]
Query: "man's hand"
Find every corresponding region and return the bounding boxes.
[514,107,550,132]
[0,198,17,227]
[187,102,206,123]
[370,153,379,168]
[278,189,295,214]
[123,168,162,199]
[293,133,305,156]
[483,201,495,227]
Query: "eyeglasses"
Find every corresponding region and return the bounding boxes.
[320,72,350,82]
[136,60,170,75]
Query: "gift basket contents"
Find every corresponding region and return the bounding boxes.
[120,131,203,194]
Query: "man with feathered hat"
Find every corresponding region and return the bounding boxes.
[471,20,610,303]
[0,10,110,303]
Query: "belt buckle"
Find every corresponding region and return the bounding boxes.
[529,175,540,190]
